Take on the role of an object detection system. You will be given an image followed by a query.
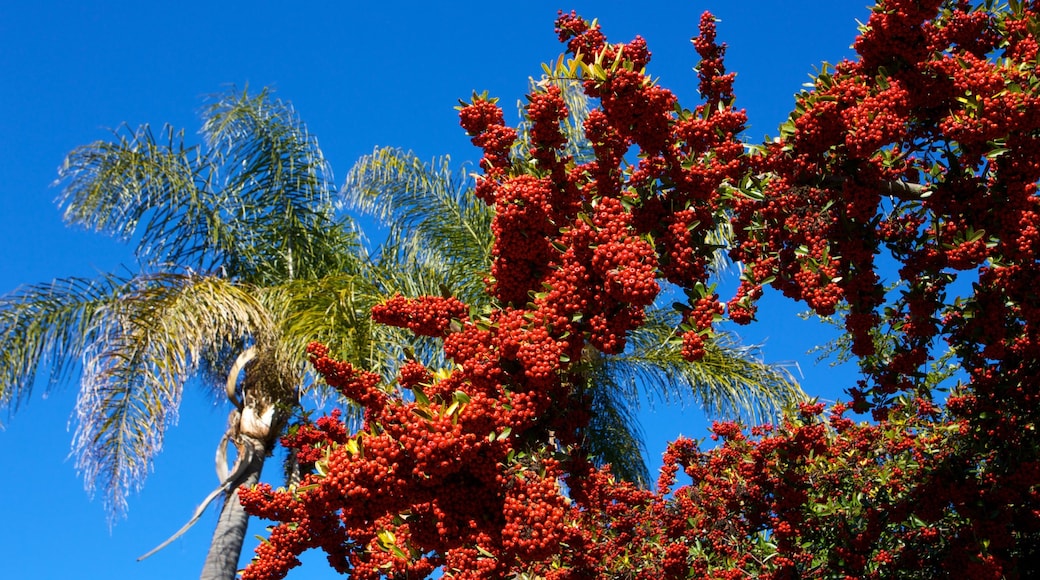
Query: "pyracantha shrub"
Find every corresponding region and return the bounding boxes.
[241,2,1040,578]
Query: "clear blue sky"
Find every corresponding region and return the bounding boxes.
[0,2,871,578]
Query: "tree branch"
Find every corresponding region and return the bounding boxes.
[224,345,256,410]
[819,175,929,200]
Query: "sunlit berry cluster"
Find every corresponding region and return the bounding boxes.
[460,11,749,361]
[680,295,724,361]
[280,408,349,465]
[307,342,385,412]
[370,295,469,337]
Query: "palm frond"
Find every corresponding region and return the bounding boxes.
[262,270,444,389]
[57,87,353,287]
[581,366,651,486]
[341,147,493,304]
[57,125,218,272]
[202,87,345,284]
[0,275,130,410]
[611,308,805,426]
[262,274,382,380]
[373,245,480,304]
[71,273,273,518]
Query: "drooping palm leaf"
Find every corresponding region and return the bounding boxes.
[580,363,652,486]
[262,273,391,383]
[612,308,802,426]
[262,262,457,391]
[0,275,128,410]
[72,273,273,518]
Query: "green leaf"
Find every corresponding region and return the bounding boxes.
[412,387,430,406]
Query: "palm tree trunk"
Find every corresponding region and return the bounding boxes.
[199,434,269,580]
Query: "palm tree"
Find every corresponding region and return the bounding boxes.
[0,87,392,580]
[342,140,803,485]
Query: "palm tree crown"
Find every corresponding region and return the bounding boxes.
[0,87,381,579]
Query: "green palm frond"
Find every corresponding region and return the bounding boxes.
[56,88,352,286]
[58,125,218,272]
[362,259,460,377]
[262,274,388,380]
[0,275,131,410]
[371,244,480,308]
[202,88,346,285]
[581,365,651,486]
[262,266,449,388]
[72,273,272,518]
[612,308,804,426]
[575,309,801,486]
[341,146,493,305]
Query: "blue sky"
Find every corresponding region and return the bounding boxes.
[0,2,872,578]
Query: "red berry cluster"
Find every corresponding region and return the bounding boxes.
[487,175,558,305]
[395,359,431,390]
[307,342,385,413]
[370,295,469,337]
[280,408,349,465]
[681,295,724,361]
[500,461,568,562]
[524,85,569,167]
[459,96,518,204]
